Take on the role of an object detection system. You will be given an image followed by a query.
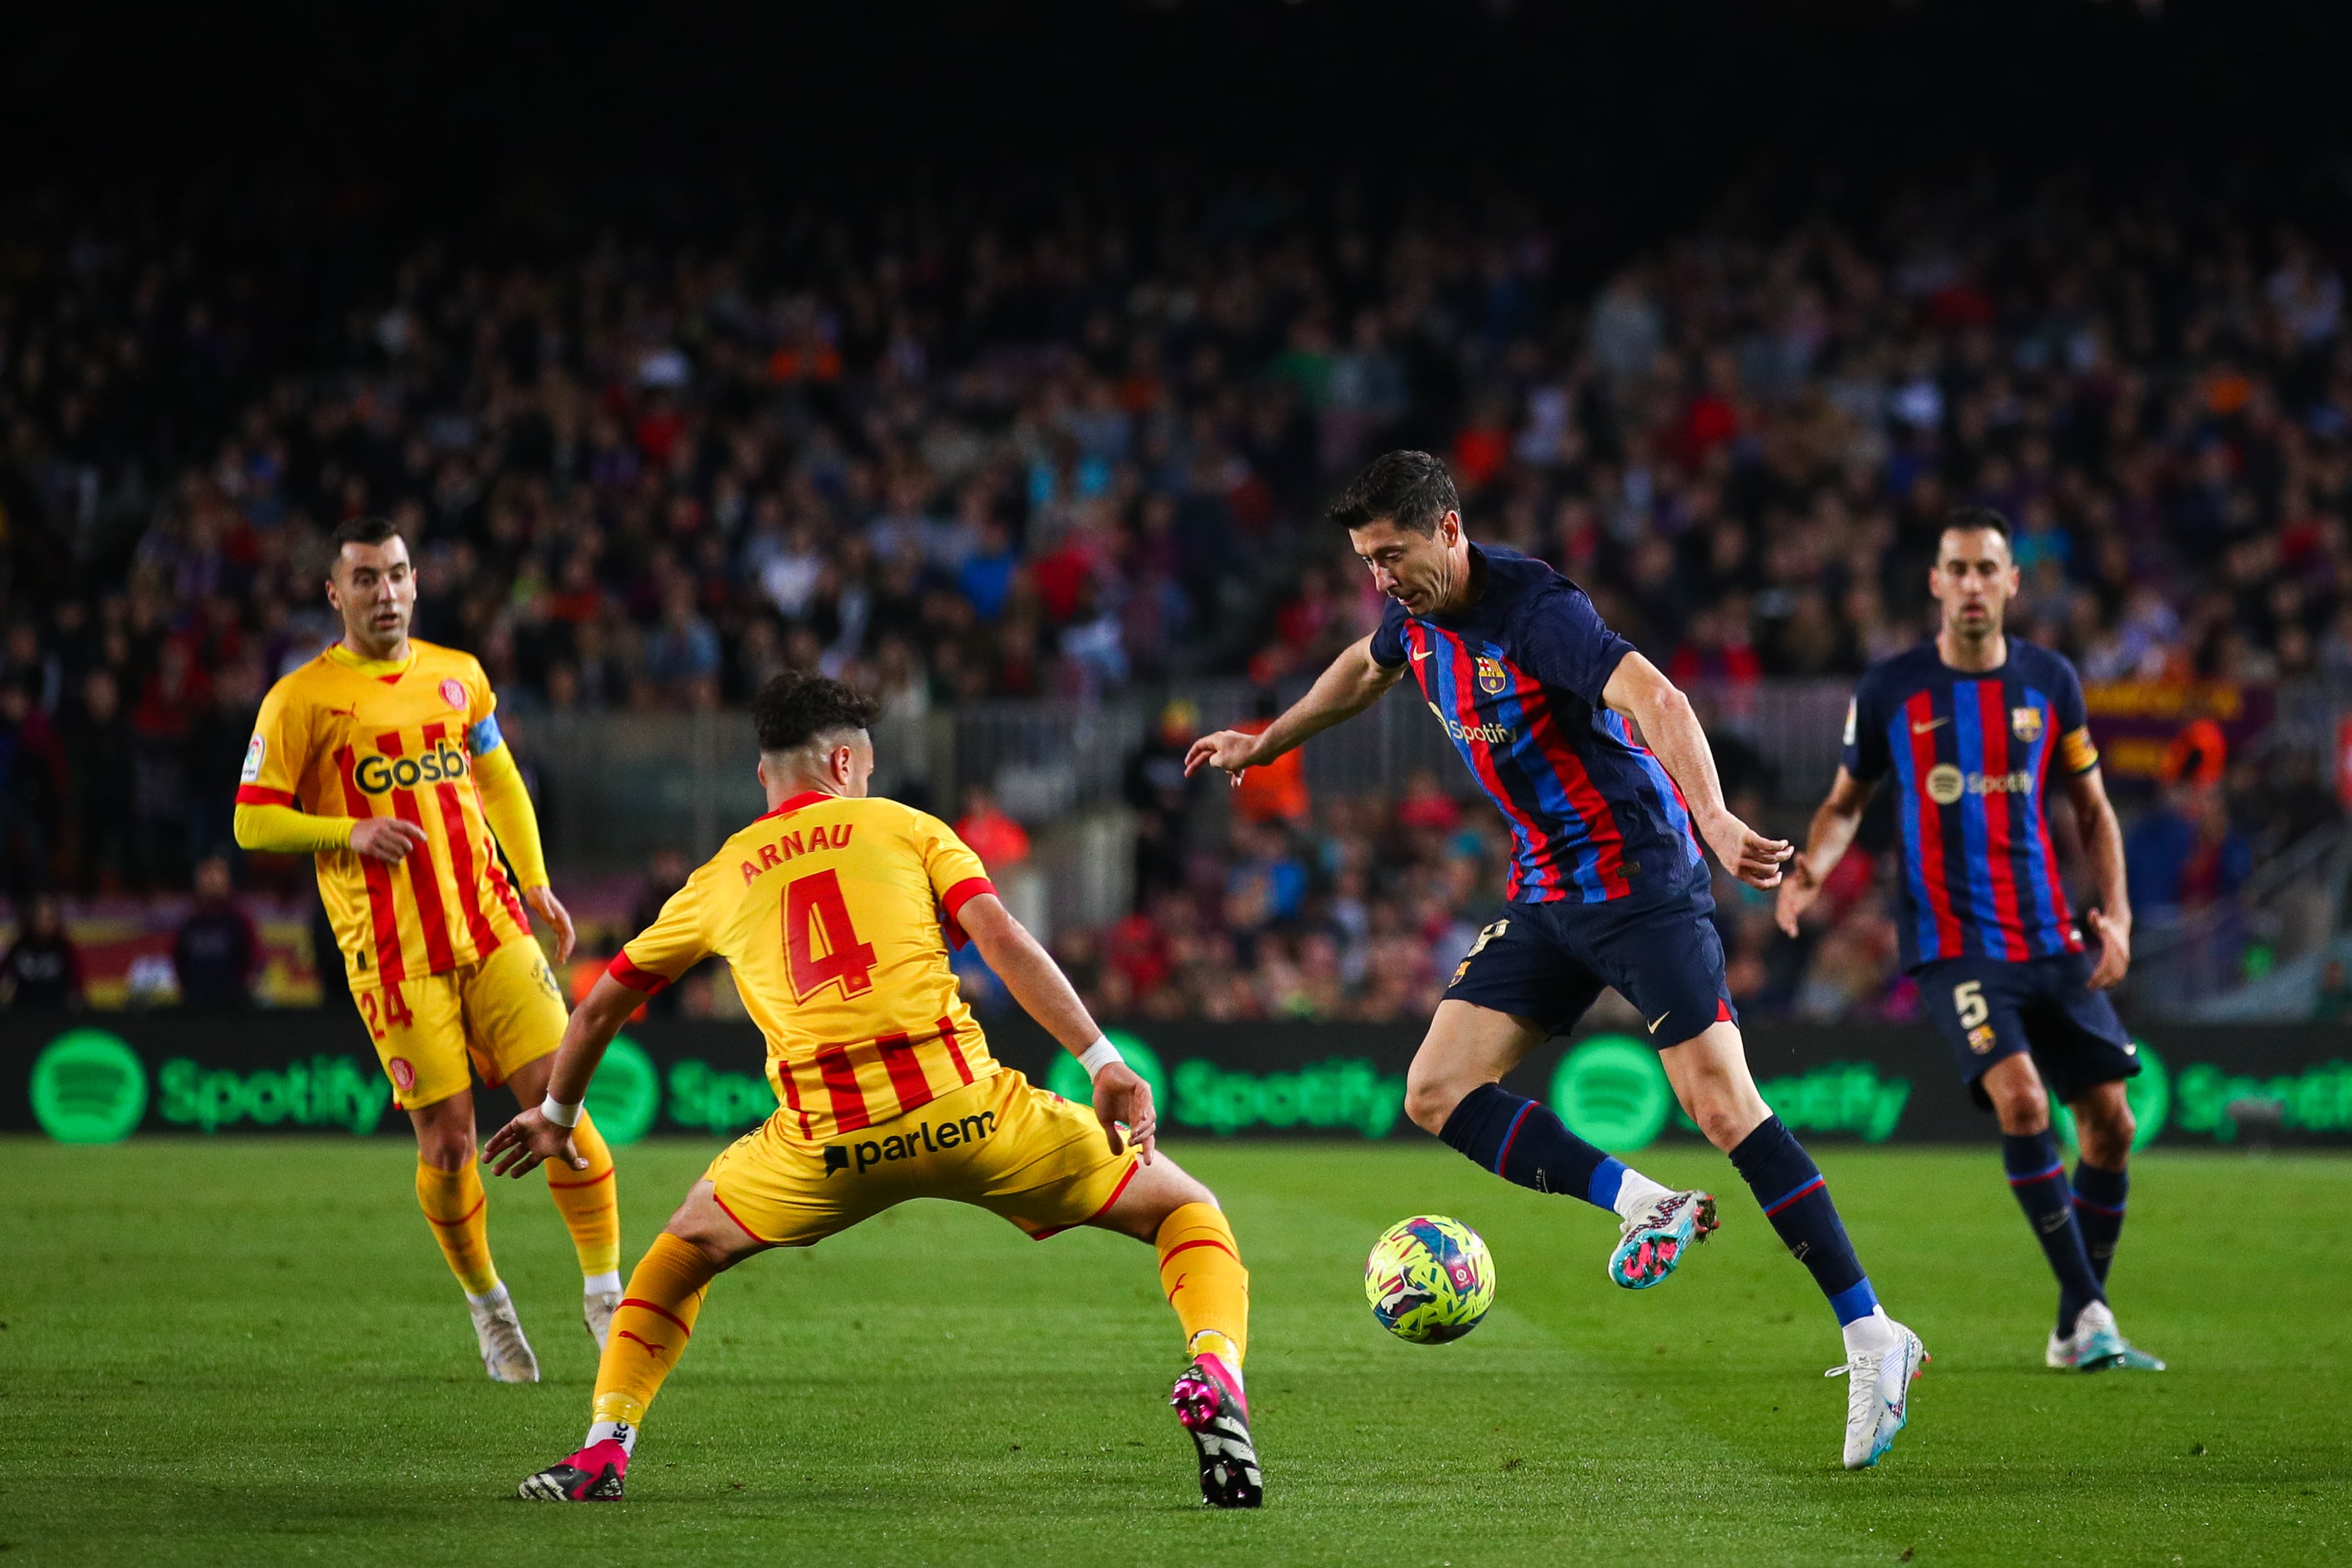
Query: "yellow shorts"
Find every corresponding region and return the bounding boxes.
[704,1069,1139,1248]
[353,937,569,1111]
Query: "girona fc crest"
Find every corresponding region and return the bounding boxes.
[441,677,468,712]
[1475,656,1508,695]
[387,1057,417,1092]
[2011,705,2044,743]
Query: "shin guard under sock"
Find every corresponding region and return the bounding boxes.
[1728,1116,1877,1325]
[1157,1201,1251,1368]
[546,1108,622,1281]
[2063,1158,2129,1334]
[416,1158,499,1296]
[590,1233,715,1431]
[1438,1084,1622,1210]
[2002,1131,2104,1338]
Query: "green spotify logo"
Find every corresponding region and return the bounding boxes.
[1046,1029,1168,1111]
[583,1033,661,1146]
[30,1029,150,1144]
[1551,1034,1673,1152]
[2051,1039,2169,1153]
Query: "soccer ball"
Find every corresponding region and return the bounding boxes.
[1365,1215,1496,1343]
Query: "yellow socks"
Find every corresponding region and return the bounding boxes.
[546,1108,622,1285]
[416,1158,499,1297]
[1157,1201,1249,1371]
[588,1233,716,1431]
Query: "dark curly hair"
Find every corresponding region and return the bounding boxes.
[751,670,881,753]
[1328,449,1460,536]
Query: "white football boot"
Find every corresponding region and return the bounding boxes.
[469,1290,542,1383]
[2048,1300,2165,1372]
[583,1287,621,1352]
[1828,1316,1925,1470]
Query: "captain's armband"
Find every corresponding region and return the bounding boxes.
[2059,726,2099,775]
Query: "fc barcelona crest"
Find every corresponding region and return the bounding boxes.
[2010,706,2043,743]
[1475,656,1509,695]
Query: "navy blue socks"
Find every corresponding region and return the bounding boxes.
[1729,1115,1878,1325]
[2064,1158,2129,1332]
[1439,1086,1623,1209]
[2002,1131,2105,1337]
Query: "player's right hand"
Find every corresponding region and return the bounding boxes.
[1774,856,1824,936]
[350,817,429,863]
[1092,1062,1157,1166]
[482,1108,584,1178]
[1183,729,1262,784]
[1700,811,1794,891]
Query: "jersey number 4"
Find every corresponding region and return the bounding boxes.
[783,868,879,1003]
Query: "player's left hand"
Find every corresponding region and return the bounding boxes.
[2084,906,2131,990]
[1092,1062,1157,1166]
[1700,810,1794,890]
[482,1107,585,1178]
[526,885,576,963]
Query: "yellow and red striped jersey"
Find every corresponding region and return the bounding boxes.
[608,791,999,1140]
[241,641,533,982]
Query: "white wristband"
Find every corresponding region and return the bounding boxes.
[1076,1037,1123,1079]
[540,1094,582,1128]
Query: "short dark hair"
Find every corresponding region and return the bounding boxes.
[752,670,880,754]
[332,515,402,551]
[1940,505,2012,542]
[1329,450,1460,536]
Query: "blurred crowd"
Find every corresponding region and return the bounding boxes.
[3,171,2349,1015]
[1001,725,2343,1028]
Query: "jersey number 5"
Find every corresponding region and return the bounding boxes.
[1951,979,1989,1030]
[783,868,878,1003]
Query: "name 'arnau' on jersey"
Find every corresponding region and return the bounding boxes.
[1369,544,1700,906]
[1842,639,2103,969]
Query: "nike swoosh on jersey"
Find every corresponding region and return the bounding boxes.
[1647,1012,1670,1034]
[1911,717,1948,734]
[1410,648,1434,661]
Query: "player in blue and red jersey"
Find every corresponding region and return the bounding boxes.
[1188,451,1923,1471]
[1778,507,2163,1374]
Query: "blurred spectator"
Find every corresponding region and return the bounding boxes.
[1123,700,1202,904]
[175,855,261,1009]
[1,894,84,1010]
[1233,691,1311,825]
[63,670,140,894]
[954,786,1030,871]
[0,684,59,903]
[2128,784,2253,923]
[627,849,692,1018]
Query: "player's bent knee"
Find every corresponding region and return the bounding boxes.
[1403,1073,1472,1136]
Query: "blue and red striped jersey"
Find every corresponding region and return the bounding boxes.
[1368,545,1702,905]
[1843,640,2103,968]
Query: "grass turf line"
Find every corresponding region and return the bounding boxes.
[0,1137,2344,1567]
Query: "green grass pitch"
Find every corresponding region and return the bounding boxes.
[3,1137,2346,1567]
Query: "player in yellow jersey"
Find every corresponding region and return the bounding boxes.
[484,672,1262,1508]
[232,516,622,1384]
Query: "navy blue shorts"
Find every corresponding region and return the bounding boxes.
[1444,886,1736,1047]
[1916,951,2140,1110]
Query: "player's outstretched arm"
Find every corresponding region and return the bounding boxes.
[1185,633,1403,785]
[1601,651,1792,890]
[482,973,638,1177]
[1776,769,1876,937]
[473,743,574,961]
[2062,764,2132,989]
[958,891,1156,1164]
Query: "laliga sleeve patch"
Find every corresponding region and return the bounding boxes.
[468,713,504,755]
[242,734,266,782]
[1842,699,1857,748]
